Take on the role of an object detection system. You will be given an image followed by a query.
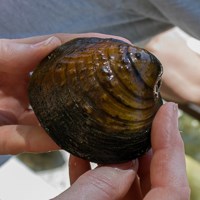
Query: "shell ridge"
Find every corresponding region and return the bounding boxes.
[92,52,157,124]
[108,45,155,108]
[28,37,163,164]
[70,55,152,132]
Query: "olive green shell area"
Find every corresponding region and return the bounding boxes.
[28,37,163,163]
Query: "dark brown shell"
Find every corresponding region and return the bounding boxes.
[28,37,163,164]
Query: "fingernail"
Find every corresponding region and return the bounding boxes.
[96,160,138,183]
[112,159,138,171]
[31,36,60,48]
[169,102,178,128]
[173,103,178,113]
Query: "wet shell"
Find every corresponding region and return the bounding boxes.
[28,37,163,164]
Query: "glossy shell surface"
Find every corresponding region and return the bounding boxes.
[28,37,163,163]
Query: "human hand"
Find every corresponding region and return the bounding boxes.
[0,36,63,154]
[145,28,200,105]
[0,33,130,155]
[54,103,190,200]
[0,35,190,199]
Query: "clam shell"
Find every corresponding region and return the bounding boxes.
[28,37,163,163]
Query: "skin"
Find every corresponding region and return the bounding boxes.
[0,34,190,199]
[146,28,200,105]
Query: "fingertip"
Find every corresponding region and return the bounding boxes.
[152,102,180,150]
[155,102,178,119]
[104,159,139,172]
[150,102,188,190]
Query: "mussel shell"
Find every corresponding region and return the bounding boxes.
[28,37,163,164]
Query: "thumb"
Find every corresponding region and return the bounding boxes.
[55,161,138,200]
[0,37,61,74]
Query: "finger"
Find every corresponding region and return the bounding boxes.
[12,33,132,45]
[69,154,91,185]
[121,159,143,200]
[0,73,30,116]
[52,33,132,44]
[123,175,143,200]
[0,36,61,74]
[145,102,190,200]
[137,150,152,196]
[18,110,39,126]
[11,35,56,44]
[122,151,153,200]
[0,125,59,154]
[0,110,18,125]
[56,161,138,200]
